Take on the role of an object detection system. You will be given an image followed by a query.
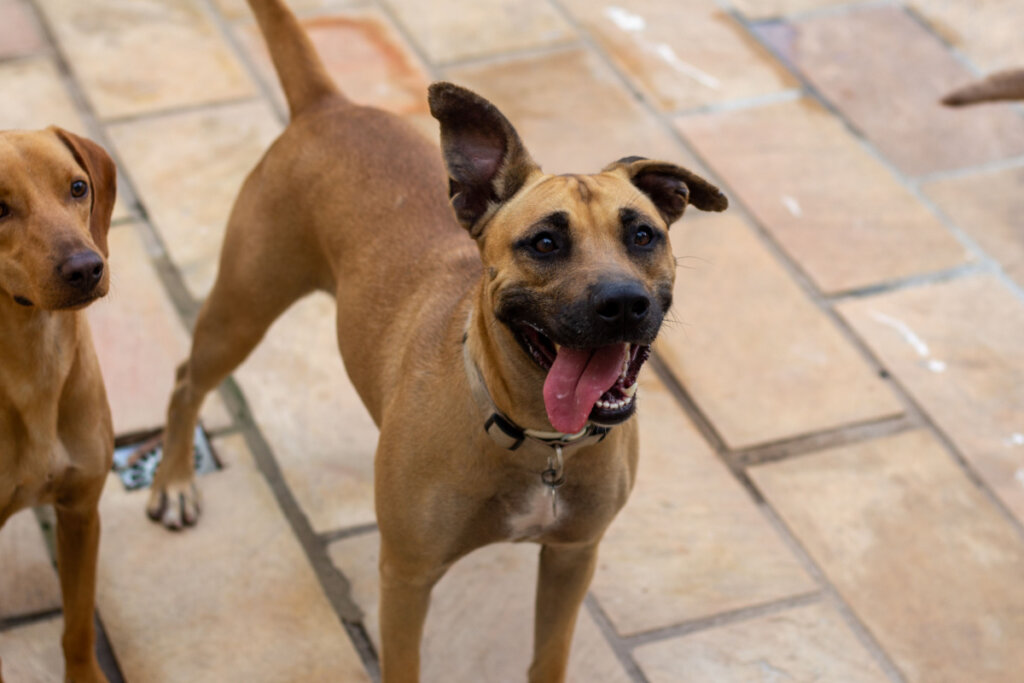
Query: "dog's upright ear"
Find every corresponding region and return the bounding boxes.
[428,82,540,239]
[52,127,118,256]
[605,157,727,226]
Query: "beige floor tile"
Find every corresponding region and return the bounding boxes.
[909,0,1024,72]
[762,6,1024,176]
[634,602,888,682]
[383,0,575,65]
[657,211,903,448]
[750,430,1024,682]
[106,101,281,298]
[837,275,1024,527]
[445,48,698,175]
[677,97,969,293]
[236,6,432,120]
[328,532,630,682]
[86,222,228,436]
[562,0,796,111]
[923,165,1024,290]
[730,0,849,19]
[590,373,814,636]
[0,617,64,681]
[96,434,370,682]
[0,0,45,59]
[234,293,378,533]
[0,510,61,619]
[0,56,86,133]
[34,0,254,119]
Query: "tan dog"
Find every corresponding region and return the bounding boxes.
[0,128,116,683]
[146,0,726,679]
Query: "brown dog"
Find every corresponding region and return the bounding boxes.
[0,128,116,683]
[146,0,726,679]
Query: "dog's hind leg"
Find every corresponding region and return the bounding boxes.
[148,193,325,528]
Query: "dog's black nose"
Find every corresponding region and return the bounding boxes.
[593,281,651,328]
[59,251,104,292]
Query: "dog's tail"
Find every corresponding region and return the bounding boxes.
[247,0,343,118]
[942,68,1024,106]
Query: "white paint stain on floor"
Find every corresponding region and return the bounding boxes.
[869,310,947,374]
[604,5,721,90]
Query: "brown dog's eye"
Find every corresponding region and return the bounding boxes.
[71,180,88,198]
[0,203,8,219]
[532,233,558,254]
[634,226,654,246]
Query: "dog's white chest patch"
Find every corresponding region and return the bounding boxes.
[506,485,562,540]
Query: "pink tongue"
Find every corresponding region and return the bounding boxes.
[543,344,626,433]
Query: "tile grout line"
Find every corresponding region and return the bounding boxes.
[97,94,267,129]
[715,0,897,24]
[318,521,379,545]
[212,376,382,681]
[368,0,444,81]
[619,590,823,650]
[752,499,908,682]
[0,607,63,633]
[584,594,652,683]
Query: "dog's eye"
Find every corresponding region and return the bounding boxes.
[532,233,558,254]
[0,202,8,219]
[70,180,89,198]
[634,226,654,246]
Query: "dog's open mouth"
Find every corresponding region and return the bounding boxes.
[515,324,650,433]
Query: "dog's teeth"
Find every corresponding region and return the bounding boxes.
[624,383,638,397]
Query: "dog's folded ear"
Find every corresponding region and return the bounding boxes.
[605,157,727,225]
[428,82,540,238]
[52,127,117,256]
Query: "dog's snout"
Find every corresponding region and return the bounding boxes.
[59,251,104,292]
[593,281,651,327]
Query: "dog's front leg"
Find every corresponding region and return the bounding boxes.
[55,500,107,683]
[528,542,600,683]
[378,541,448,683]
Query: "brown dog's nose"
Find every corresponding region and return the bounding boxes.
[59,251,104,292]
[593,281,651,327]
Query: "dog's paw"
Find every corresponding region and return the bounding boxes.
[146,479,201,530]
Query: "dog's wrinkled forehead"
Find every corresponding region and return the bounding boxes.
[499,171,659,227]
[485,172,663,245]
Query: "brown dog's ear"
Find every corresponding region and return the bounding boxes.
[428,82,540,238]
[605,157,727,225]
[52,127,117,256]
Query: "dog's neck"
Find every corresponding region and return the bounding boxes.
[0,296,80,408]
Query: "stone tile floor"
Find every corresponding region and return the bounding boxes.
[1,0,1022,681]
